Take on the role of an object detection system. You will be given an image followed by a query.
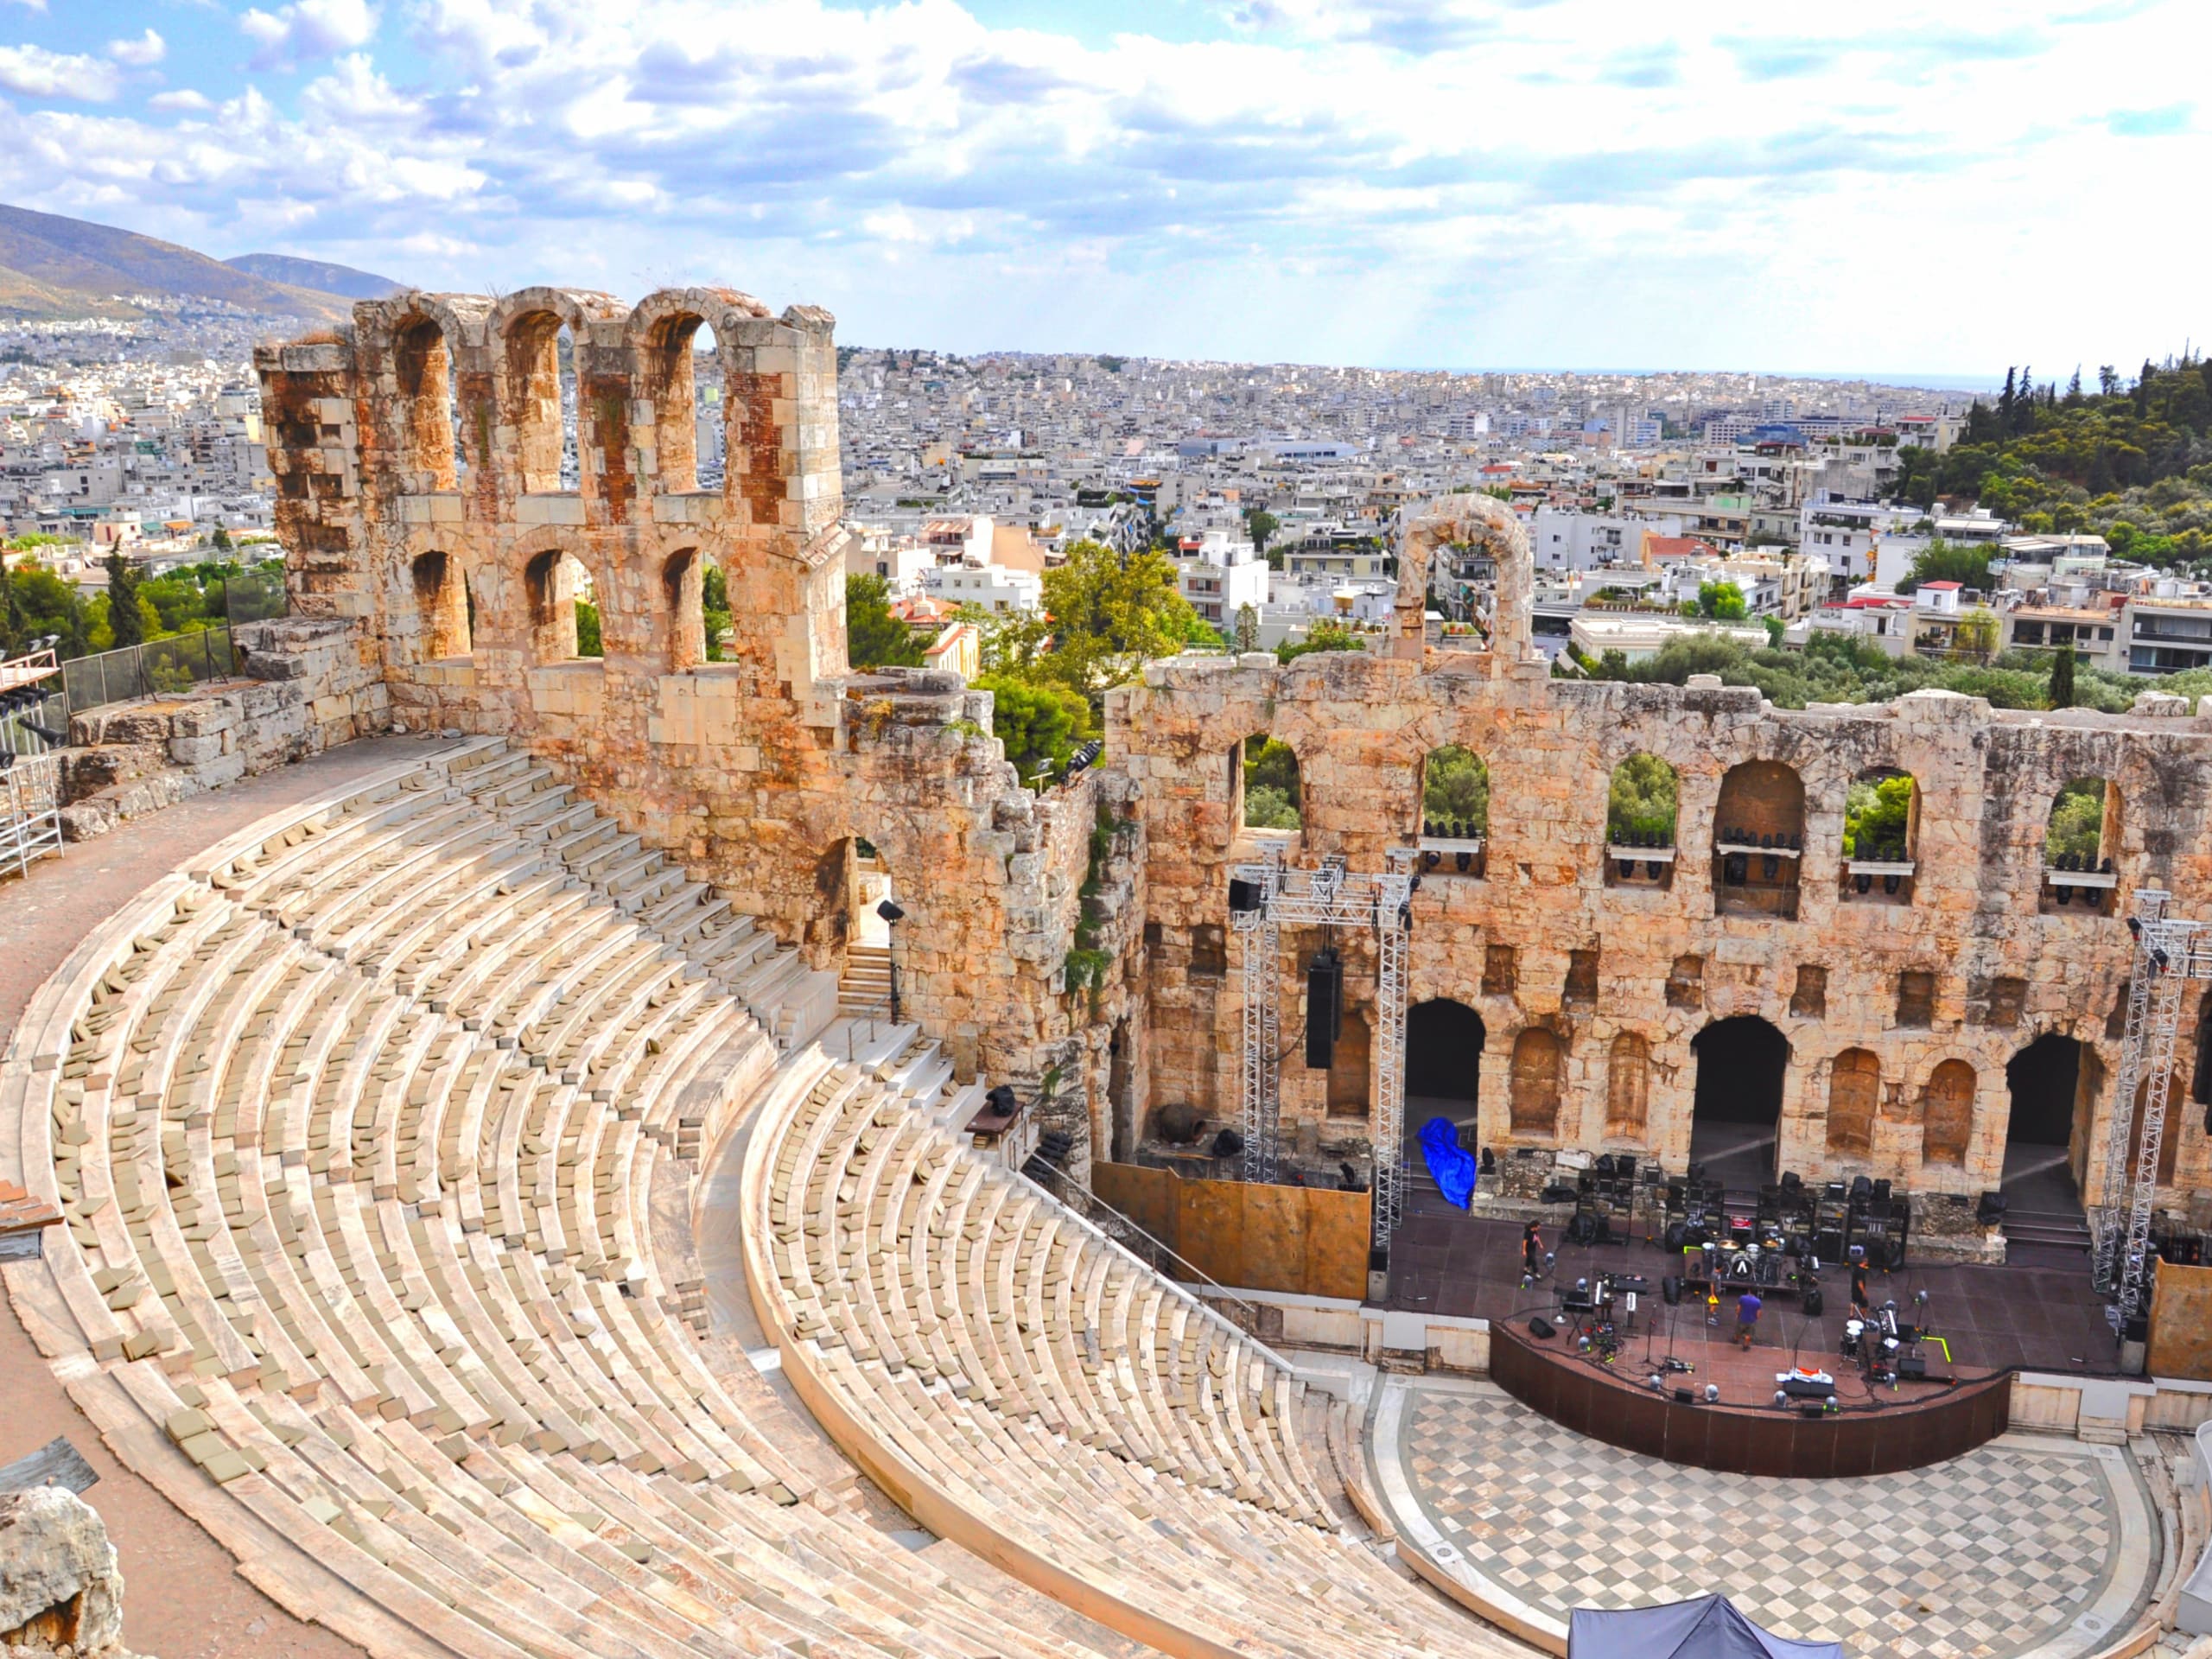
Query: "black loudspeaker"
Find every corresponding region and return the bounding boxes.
[1815,1228,1845,1260]
[1229,877,1262,914]
[1897,1354,1928,1381]
[1882,1239,1907,1271]
[1662,1275,1682,1306]
[1802,1286,1824,1318]
[1567,1212,1598,1246]
[1529,1316,1555,1339]
[1674,1387,1695,1404]
[1305,948,1342,1069]
[1663,1222,1688,1252]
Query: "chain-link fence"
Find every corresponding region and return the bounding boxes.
[47,560,289,720]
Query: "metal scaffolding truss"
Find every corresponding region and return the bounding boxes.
[2092,889,2211,1325]
[1230,848,1413,1245]
[1,751,62,880]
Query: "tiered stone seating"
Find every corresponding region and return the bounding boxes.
[743,1041,1525,1659]
[0,743,1155,1659]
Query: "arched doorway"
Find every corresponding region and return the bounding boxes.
[827,837,902,1025]
[2004,1033,2090,1245]
[1689,1016,1789,1186]
[1406,998,1484,1170]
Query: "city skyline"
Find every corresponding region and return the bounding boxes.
[0,1,2200,378]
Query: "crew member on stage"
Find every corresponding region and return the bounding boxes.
[1849,1256,1871,1318]
[1522,1220,1544,1281]
[1736,1287,1764,1350]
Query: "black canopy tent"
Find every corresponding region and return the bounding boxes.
[1567,1595,1843,1659]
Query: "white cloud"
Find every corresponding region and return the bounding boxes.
[240,0,378,70]
[0,44,120,101]
[107,29,167,68]
[0,0,2202,372]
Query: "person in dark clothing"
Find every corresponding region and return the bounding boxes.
[1522,1220,1544,1280]
[1848,1259,1871,1318]
[1736,1288,1764,1349]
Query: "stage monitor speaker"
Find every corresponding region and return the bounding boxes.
[1529,1316,1555,1339]
[1674,1387,1695,1404]
[1662,1275,1682,1306]
[1897,1355,1928,1381]
[1305,948,1343,1069]
[1815,1228,1845,1260]
[1229,877,1262,914]
[1802,1286,1824,1318]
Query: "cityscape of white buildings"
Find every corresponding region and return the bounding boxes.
[8,315,2212,683]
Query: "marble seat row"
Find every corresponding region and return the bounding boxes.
[744,1046,1527,1659]
[3,742,1150,1659]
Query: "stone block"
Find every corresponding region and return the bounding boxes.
[168,732,227,766]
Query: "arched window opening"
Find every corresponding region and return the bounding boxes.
[393,318,460,492]
[1841,768,1918,904]
[644,315,721,493]
[664,549,705,671]
[2043,777,2117,914]
[1605,753,1677,889]
[505,311,578,494]
[1713,760,1804,920]
[1689,1015,1789,1185]
[1508,1027,1563,1139]
[1605,1032,1649,1141]
[1419,744,1488,877]
[2005,1033,2087,1215]
[410,550,469,662]
[1921,1059,1976,1167]
[524,550,597,663]
[1827,1047,1879,1157]
[1241,734,1300,831]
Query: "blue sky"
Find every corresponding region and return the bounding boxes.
[0,0,2202,376]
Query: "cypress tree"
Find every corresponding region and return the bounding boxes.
[105,550,144,650]
[2050,642,2076,710]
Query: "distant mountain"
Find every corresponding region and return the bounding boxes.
[224,251,404,302]
[0,203,353,322]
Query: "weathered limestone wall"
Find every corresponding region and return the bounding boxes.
[1114,645,2212,1210]
[255,289,1102,1119]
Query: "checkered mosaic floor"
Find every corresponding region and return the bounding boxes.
[1397,1389,2146,1658]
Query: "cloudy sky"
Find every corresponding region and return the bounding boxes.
[0,0,2202,376]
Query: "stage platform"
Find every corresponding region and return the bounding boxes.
[1384,1190,2123,1471]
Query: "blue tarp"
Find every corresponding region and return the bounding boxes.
[1417,1116,1475,1209]
[1568,1596,1843,1659]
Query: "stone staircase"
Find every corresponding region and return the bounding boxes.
[2004,1207,2095,1251]
[839,943,893,1016]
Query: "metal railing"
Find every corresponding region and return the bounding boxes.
[57,626,240,716]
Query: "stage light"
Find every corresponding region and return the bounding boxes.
[2128,916,2143,938]
[876,899,906,924]
[2154,947,2171,971]
[1422,849,1440,871]
[1455,850,1471,872]
[1703,1384,1719,1403]
[1774,1391,1787,1408]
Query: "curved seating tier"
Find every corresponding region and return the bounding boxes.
[742,1051,1529,1659]
[0,741,1142,1659]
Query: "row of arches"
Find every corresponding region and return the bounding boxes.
[408,545,717,669]
[385,292,759,500]
[1233,732,2121,913]
[1402,1002,2180,1186]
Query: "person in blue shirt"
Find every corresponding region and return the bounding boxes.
[1736,1288,1764,1350]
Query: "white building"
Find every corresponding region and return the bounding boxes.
[922,563,1041,613]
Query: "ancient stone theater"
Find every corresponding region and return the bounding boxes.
[3,283,2211,1659]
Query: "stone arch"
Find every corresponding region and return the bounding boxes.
[1713,759,1805,918]
[1605,752,1678,888]
[663,548,706,671]
[628,288,777,503]
[1921,1058,1977,1166]
[1605,1032,1649,1140]
[410,550,470,661]
[522,547,599,663]
[1508,1026,1564,1138]
[1842,766,1918,901]
[1393,492,1533,671]
[391,313,461,492]
[2128,1070,2184,1186]
[1827,1047,1880,1157]
[489,288,619,496]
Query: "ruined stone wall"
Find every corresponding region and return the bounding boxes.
[256,289,1098,1111]
[1113,645,2212,1208]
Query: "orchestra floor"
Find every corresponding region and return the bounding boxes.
[1383,1192,2124,1379]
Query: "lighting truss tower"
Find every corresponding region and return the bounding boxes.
[1229,847,1413,1246]
[2092,888,2209,1328]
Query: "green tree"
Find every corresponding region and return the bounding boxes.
[105,551,144,651]
[1952,608,1999,662]
[1000,539,1197,705]
[1697,581,1747,621]
[1245,508,1279,567]
[0,559,23,654]
[1275,618,1365,664]
[846,572,924,669]
[575,600,602,657]
[1421,744,1490,834]
[1896,540,1993,594]
[2046,778,2106,863]
[1605,753,1678,842]
[701,562,731,661]
[211,525,232,551]
[1243,734,1301,829]
[1842,773,1914,860]
[1763,615,1786,648]
[1232,601,1261,654]
[978,673,1090,785]
[2049,641,2076,709]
